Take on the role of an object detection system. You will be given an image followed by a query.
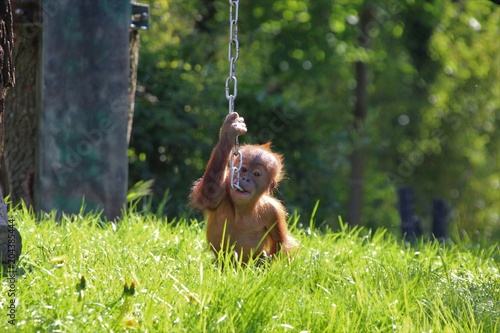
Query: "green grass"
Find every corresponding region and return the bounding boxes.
[1,206,499,332]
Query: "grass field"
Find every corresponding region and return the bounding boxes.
[1,205,499,332]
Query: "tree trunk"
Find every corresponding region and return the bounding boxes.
[347,6,372,226]
[0,0,22,264]
[0,0,16,224]
[4,21,40,206]
[0,0,15,159]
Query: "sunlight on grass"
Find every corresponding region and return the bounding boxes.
[1,206,499,332]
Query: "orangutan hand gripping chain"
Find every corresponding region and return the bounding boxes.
[190,113,298,263]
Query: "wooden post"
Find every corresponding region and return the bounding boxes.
[36,1,131,220]
[432,198,448,241]
[398,187,421,241]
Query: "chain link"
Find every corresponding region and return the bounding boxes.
[226,0,243,191]
[226,0,239,115]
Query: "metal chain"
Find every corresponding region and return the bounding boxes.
[226,0,243,191]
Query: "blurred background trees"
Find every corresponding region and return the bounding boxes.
[129,0,499,240]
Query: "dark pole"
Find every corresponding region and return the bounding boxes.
[398,187,419,242]
[432,198,448,241]
[347,5,373,226]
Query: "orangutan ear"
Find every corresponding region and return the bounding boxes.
[269,180,277,193]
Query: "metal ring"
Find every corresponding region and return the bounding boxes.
[225,76,237,99]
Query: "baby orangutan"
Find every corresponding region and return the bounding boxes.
[190,112,297,264]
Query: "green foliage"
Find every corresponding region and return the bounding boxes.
[2,207,499,332]
[129,1,499,240]
[126,179,154,203]
[378,1,500,238]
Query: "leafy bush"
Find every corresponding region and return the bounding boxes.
[129,1,500,240]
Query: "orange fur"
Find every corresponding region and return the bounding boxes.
[190,114,297,263]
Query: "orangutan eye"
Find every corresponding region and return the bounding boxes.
[253,171,261,177]
[241,167,247,172]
